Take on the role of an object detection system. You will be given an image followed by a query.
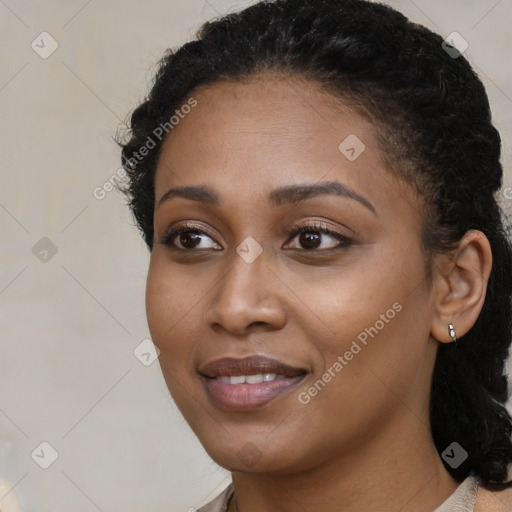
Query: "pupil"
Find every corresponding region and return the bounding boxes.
[181,232,201,248]
[300,232,320,249]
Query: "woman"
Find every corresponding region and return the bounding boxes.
[118,0,512,510]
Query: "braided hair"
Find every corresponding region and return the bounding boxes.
[118,0,512,491]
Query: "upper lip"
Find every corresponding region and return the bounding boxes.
[199,356,308,378]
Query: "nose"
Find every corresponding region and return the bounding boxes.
[204,249,287,336]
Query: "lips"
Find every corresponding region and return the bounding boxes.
[199,356,308,411]
[199,356,307,378]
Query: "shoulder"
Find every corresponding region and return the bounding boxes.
[192,476,512,512]
[196,483,234,512]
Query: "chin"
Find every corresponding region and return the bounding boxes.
[198,434,317,476]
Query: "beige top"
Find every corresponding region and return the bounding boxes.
[197,475,509,512]
[197,483,234,512]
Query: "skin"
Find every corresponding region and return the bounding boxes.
[145,73,492,512]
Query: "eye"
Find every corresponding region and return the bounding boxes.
[159,221,353,253]
[160,222,222,251]
[284,222,353,252]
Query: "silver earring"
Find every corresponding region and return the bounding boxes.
[448,323,457,345]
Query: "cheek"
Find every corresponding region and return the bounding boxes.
[283,251,408,342]
[289,296,431,460]
[292,241,430,387]
[145,257,196,362]
[145,260,204,413]
[145,260,171,345]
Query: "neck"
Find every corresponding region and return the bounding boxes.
[228,413,460,512]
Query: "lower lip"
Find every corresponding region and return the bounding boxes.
[202,374,306,411]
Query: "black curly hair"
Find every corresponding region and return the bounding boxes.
[117,0,512,492]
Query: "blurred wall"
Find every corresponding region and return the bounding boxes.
[1,1,511,510]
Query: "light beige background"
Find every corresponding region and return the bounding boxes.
[1,1,511,511]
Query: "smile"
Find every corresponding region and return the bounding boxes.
[199,356,308,410]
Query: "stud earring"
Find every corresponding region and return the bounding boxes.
[448,323,457,345]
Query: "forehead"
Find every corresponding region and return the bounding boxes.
[165,73,371,146]
[154,73,417,218]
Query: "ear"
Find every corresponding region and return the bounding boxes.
[430,230,492,344]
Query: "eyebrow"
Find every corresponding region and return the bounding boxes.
[157,180,376,214]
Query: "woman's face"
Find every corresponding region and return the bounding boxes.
[146,73,439,473]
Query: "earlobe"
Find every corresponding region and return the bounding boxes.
[430,230,492,344]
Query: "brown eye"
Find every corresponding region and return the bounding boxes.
[286,223,353,252]
[176,231,204,250]
[161,225,222,251]
[298,231,322,250]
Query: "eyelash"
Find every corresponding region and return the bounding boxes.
[160,221,353,253]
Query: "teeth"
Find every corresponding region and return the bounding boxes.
[215,373,278,384]
[246,374,263,384]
